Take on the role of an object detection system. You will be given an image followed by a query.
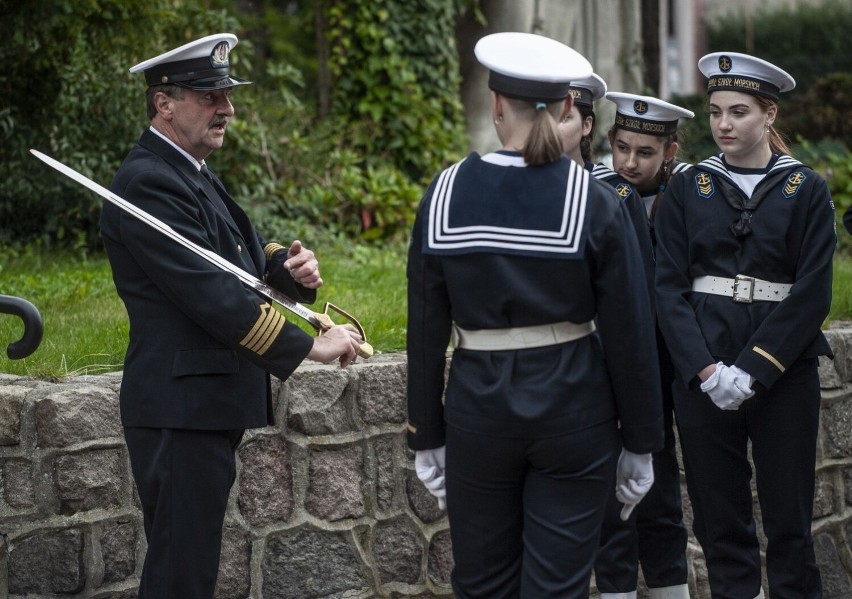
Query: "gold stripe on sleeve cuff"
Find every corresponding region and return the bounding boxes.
[752,346,786,373]
[240,304,286,356]
[264,242,287,261]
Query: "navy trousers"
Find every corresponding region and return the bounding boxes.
[445,420,620,598]
[674,358,823,599]
[124,427,244,599]
[595,341,688,592]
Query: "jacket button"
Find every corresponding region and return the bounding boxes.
[237,244,242,252]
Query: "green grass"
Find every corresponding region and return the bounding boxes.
[2,244,851,379]
[0,242,407,378]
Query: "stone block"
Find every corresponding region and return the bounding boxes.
[427,529,454,587]
[305,444,365,521]
[99,519,137,583]
[374,516,422,585]
[822,396,852,458]
[285,367,355,435]
[813,469,837,518]
[844,466,852,507]
[825,325,852,385]
[819,354,844,389]
[356,361,407,426]
[406,469,445,524]
[374,434,401,512]
[0,385,26,445]
[2,457,35,510]
[54,448,125,514]
[8,528,84,594]
[814,532,852,598]
[35,384,121,447]
[237,435,294,526]
[261,527,369,598]
[215,523,251,599]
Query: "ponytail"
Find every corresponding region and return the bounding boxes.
[505,97,564,166]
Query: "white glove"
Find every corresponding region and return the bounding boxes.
[701,362,755,410]
[615,449,654,521]
[415,446,447,509]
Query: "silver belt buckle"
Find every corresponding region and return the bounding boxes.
[733,275,755,303]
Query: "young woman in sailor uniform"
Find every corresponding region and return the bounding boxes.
[406,32,665,598]
[560,72,607,170]
[588,92,695,599]
[654,52,835,599]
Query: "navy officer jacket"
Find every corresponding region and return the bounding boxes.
[101,129,315,430]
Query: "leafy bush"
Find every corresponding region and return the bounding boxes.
[2,0,467,249]
[1,0,243,248]
[784,72,852,150]
[668,93,717,166]
[705,0,852,92]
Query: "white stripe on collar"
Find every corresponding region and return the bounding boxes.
[426,157,590,254]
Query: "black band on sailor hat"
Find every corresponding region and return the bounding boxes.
[130,33,251,90]
[698,52,795,101]
[606,92,694,137]
[475,32,592,103]
[568,73,607,108]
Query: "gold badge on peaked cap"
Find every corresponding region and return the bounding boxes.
[719,55,732,72]
[211,41,229,67]
[633,100,648,114]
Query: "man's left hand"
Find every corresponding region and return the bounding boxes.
[284,240,323,289]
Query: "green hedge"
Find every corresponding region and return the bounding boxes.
[1,0,468,249]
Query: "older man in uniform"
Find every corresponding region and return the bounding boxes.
[100,33,362,597]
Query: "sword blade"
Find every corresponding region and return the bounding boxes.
[30,149,326,331]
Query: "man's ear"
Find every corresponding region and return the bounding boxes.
[154,91,174,119]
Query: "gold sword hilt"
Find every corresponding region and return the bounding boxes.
[314,302,374,359]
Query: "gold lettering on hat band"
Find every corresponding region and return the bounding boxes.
[706,75,780,100]
[614,113,676,136]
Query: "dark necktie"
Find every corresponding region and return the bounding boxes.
[199,165,262,271]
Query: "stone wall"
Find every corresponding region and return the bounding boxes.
[2,326,852,598]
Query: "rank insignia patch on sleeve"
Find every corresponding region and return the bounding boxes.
[782,171,806,199]
[241,303,285,356]
[695,172,715,199]
[615,183,633,201]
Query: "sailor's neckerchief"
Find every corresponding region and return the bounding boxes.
[424,152,591,259]
[695,153,805,238]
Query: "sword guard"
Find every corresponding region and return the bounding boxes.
[317,302,373,359]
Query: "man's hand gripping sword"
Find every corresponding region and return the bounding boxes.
[31,149,373,359]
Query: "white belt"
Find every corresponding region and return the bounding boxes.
[452,320,596,351]
[692,275,792,303]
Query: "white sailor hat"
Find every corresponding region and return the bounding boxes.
[475,32,592,102]
[130,33,251,90]
[698,52,795,101]
[606,92,694,137]
[568,73,607,108]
